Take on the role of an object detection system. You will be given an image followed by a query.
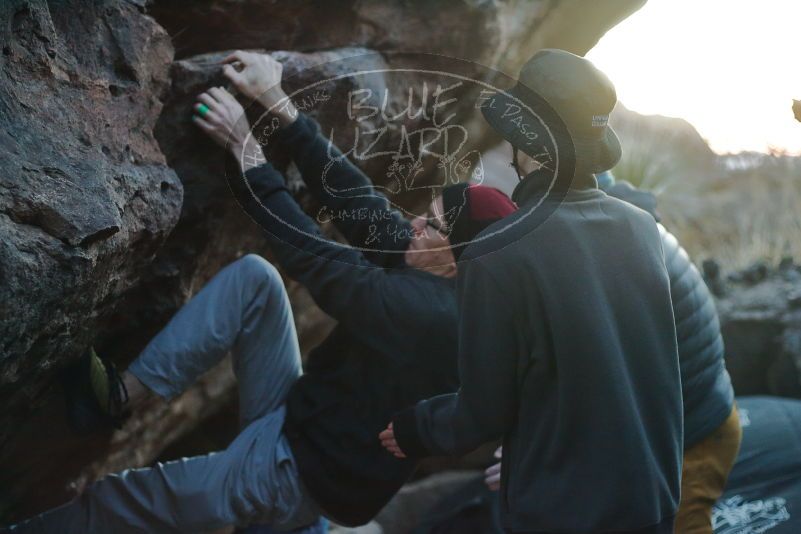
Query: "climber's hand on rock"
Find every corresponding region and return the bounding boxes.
[379,423,407,459]
[192,86,250,149]
[484,446,503,491]
[222,51,297,127]
[193,86,263,171]
[221,50,279,100]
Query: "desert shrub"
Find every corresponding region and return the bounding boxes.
[657,154,801,269]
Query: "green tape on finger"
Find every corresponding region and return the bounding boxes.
[196,103,210,118]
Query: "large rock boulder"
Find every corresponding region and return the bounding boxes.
[0,0,176,405]
[149,0,645,74]
[0,0,179,517]
[0,0,646,522]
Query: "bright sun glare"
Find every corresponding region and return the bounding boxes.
[587,0,801,155]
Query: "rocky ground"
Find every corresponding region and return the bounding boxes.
[708,257,801,398]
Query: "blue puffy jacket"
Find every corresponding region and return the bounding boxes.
[605,181,734,447]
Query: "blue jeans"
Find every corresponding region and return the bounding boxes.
[8,255,322,533]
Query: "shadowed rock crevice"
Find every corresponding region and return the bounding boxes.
[711,258,801,398]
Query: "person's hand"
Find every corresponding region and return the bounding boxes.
[221,51,297,126]
[192,86,264,171]
[379,423,407,459]
[484,446,502,491]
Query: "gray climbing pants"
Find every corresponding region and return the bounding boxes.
[8,254,321,533]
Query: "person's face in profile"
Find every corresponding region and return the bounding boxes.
[405,195,457,273]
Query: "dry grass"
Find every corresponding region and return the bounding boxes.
[614,145,801,271]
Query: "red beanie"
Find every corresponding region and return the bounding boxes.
[442,183,517,260]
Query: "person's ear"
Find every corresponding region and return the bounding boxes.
[517,150,537,175]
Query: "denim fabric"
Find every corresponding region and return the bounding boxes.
[8,255,321,533]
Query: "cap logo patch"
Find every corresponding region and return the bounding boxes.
[592,114,609,128]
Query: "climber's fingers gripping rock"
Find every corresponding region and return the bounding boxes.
[222,51,286,110]
[192,86,257,160]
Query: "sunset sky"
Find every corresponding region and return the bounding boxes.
[587,0,801,155]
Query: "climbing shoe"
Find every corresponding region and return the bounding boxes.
[63,347,130,435]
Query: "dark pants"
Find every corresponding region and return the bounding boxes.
[239,517,328,533]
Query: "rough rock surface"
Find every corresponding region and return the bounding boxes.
[341,471,484,534]
[708,258,801,398]
[0,0,646,522]
[0,0,180,516]
[149,0,646,74]
[0,0,176,403]
[0,1,183,520]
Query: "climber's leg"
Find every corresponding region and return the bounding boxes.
[5,406,320,534]
[6,257,321,533]
[128,253,302,428]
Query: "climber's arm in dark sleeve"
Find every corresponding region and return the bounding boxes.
[238,161,432,353]
[390,257,520,457]
[269,112,412,267]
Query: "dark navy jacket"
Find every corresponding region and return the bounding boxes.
[393,177,683,533]
[605,182,734,447]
